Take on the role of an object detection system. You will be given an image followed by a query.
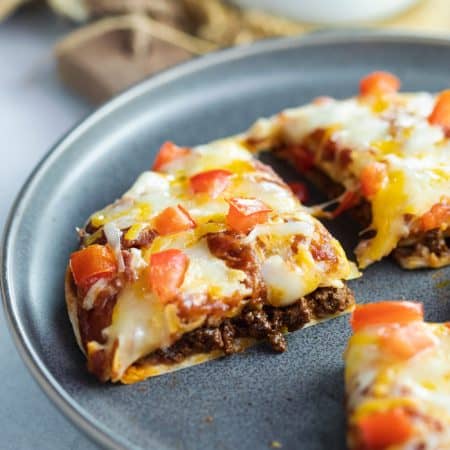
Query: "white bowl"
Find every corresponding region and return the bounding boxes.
[231,0,420,24]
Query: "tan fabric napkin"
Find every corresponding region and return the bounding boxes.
[50,0,450,103]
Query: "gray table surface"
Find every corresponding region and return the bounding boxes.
[0,8,100,450]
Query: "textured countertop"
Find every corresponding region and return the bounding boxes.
[0,9,98,450]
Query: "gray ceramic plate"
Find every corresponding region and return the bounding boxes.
[3,32,450,450]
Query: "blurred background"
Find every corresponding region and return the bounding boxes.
[0,1,449,449]
[2,0,450,104]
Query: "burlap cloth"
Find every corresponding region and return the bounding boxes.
[3,0,448,103]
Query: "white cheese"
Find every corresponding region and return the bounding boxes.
[234,175,299,213]
[244,219,314,245]
[82,278,110,310]
[103,283,174,380]
[125,171,170,197]
[163,139,253,176]
[103,222,125,272]
[180,239,250,299]
[403,122,444,154]
[261,255,307,306]
[128,248,148,279]
[282,99,389,150]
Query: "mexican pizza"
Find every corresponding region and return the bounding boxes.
[66,139,357,383]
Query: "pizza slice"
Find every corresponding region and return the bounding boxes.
[244,72,450,269]
[66,139,357,383]
[345,301,450,449]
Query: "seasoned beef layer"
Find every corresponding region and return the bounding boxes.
[394,228,450,268]
[138,285,354,366]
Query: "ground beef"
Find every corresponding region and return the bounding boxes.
[394,229,450,262]
[307,285,353,318]
[142,285,354,365]
[421,229,450,256]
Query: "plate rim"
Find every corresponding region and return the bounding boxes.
[2,31,450,450]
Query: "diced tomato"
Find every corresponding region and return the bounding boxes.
[70,244,117,290]
[332,191,359,218]
[152,141,190,171]
[420,200,450,231]
[287,182,309,203]
[359,71,401,97]
[190,169,232,198]
[226,197,272,234]
[351,301,423,333]
[153,205,196,235]
[428,90,450,135]
[149,249,189,302]
[360,162,387,198]
[380,323,436,360]
[357,408,413,449]
[292,146,315,172]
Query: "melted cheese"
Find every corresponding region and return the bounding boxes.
[261,255,308,306]
[180,239,250,299]
[163,139,254,176]
[233,175,299,213]
[403,123,444,154]
[244,218,315,243]
[281,99,389,148]
[83,278,110,310]
[105,281,206,381]
[245,218,350,306]
[88,141,299,228]
[128,248,147,278]
[346,322,450,447]
[103,222,125,271]
[246,92,450,268]
[356,170,409,268]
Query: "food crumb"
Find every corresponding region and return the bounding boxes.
[270,440,282,448]
[204,416,214,423]
[436,279,450,289]
[432,270,444,280]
